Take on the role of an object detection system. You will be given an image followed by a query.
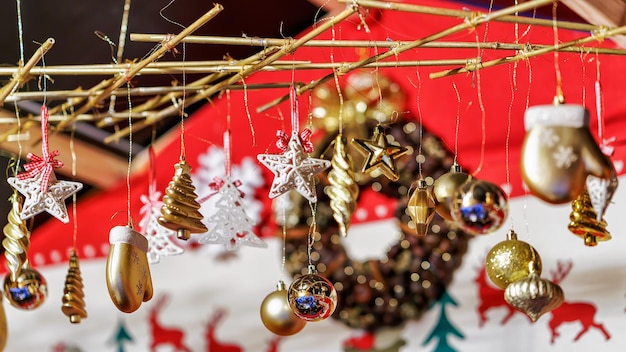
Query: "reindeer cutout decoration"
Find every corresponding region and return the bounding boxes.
[205,309,243,352]
[474,264,526,326]
[547,261,611,344]
[148,295,192,352]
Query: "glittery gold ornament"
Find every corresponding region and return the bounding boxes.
[432,163,471,221]
[288,266,337,322]
[568,189,611,246]
[106,225,153,313]
[352,125,408,182]
[158,159,207,240]
[62,251,87,323]
[4,264,47,310]
[407,178,436,236]
[450,179,508,235]
[504,269,564,322]
[486,229,542,289]
[326,135,359,237]
[521,103,616,204]
[3,191,30,281]
[260,280,307,336]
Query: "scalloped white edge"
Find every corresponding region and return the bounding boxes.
[109,225,148,253]
[524,104,589,130]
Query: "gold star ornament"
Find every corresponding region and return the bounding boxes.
[351,125,408,181]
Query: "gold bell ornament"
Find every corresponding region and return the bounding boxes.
[327,135,360,237]
[62,251,87,323]
[106,225,153,313]
[567,188,611,246]
[406,178,436,236]
[260,280,307,336]
[486,229,542,289]
[504,263,564,322]
[521,103,616,204]
[432,162,471,221]
[450,178,508,235]
[158,158,207,240]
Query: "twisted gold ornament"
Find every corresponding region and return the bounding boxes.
[327,135,359,237]
[62,251,87,324]
[158,159,207,240]
[2,191,30,281]
[568,189,611,246]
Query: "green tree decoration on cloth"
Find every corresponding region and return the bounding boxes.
[107,319,134,352]
[422,291,465,352]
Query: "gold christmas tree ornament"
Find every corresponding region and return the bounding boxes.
[326,135,360,237]
[486,229,542,290]
[407,178,436,236]
[432,163,471,221]
[260,280,307,336]
[62,251,87,323]
[106,225,153,313]
[567,188,611,246]
[504,266,564,322]
[158,158,207,240]
[352,124,408,182]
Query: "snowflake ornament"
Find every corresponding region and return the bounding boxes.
[257,131,330,202]
[198,177,267,251]
[138,191,184,264]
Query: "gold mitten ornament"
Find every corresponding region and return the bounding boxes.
[521,103,616,204]
[106,225,153,313]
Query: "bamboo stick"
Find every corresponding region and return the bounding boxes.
[101,4,359,143]
[129,34,626,55]
[429,25,626,79]
[340,0,594,32]
[257,0,554,113]
[0,38,55,105]
[55,3,224,131]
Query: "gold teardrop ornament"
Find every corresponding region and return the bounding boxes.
[504,271,564,322]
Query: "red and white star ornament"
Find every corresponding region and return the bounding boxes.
[257,88,330,203]
[7,105,82,223]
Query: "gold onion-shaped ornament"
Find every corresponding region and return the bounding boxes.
[327,135,360,237]
[260,280,307,336]
[158,158,207,240]
[407,178,436,236]
[486,229,542,290]
[568,188,611,247]
[432,162,471,221]
[504,267,564,322]
[62,251,87,323]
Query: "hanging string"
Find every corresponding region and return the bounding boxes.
[330,21,344,135]
[452,81,461,164]
[281,206,287,279]
[579,50,588,106]
[16,0,25,65]
[241,77,256,147]
[472,33,487,176]
[70,125,78,251]
[125,81,134,227]
[594,50,603,140]
[552,2,564,102]
[415,69,423,178]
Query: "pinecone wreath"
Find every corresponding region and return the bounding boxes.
[284,116,471,331]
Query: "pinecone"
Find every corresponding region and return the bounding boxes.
[284,116,471,331]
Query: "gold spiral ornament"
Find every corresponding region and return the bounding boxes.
[2,191,30,281]
[62,251,87,323]
[326,135,360,237]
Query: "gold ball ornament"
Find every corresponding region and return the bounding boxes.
[288,267,337,322]
[504,270,564,322]
[260,281,307,336]
[432,163,471,221]
[4,265,47,310]
[486,229,542,289]
[451,178,508,235]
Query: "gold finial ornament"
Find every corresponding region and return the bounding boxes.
[3,191,30,281]
[327,135,360,237]
[486,229,542,289]
[407,178,436,236]
[567,189,611,246]
[62,251,87,323]
[158,159,207,240]
[504,268,564,322]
